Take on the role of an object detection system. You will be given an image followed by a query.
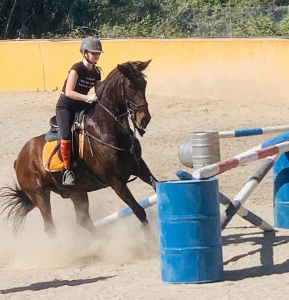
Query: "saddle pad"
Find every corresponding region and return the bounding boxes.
[79,129,84,159]
[43,134,84,172]
[43,140,64,172]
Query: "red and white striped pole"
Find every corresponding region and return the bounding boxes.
[193,140,289,179]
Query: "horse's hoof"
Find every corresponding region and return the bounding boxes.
[46,227,58,239]
[141,223,158,248]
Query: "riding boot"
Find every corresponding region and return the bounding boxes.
[61,139,75,186]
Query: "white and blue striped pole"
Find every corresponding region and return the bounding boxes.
[93,194,157,227]
[219,125,289,138]
[176,170,273,231]
[219,193,273,231]
[231,131,289,154]
[219,154,278,231]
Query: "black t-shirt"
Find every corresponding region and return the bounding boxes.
[57,61,101,111]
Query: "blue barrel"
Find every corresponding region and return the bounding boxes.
[273,152,289,228]
[156,178,223,284]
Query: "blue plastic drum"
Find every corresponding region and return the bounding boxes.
[156,178,223,284]
[273,152,289,228]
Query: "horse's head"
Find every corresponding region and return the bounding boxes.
[117,60,152,129]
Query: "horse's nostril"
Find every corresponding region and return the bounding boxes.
[141,114,151,128]
[141,118,147,129]
[137,111,151,129]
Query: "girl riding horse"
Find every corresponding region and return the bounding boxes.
[57,36,102,185]
[0,56,157,239]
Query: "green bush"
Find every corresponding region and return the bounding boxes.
[2,0,289,39]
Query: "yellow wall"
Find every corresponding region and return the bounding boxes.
[1,38,289,101]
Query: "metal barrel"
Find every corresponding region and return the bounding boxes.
[191,131,221,169]
[178,140,194,168]
[156,178,223,284]
[273,152,289,228]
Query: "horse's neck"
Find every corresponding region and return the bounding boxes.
[98,79,122,114]
[86,82,129,133]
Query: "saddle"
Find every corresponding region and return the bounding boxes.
[43,111,85,172]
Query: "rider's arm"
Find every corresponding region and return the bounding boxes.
[65,70,90,102]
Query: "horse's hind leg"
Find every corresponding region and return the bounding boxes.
[69,192,97,236]
[26,188,57,238]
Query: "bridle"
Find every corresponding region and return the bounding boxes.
[121,76,148,117]
[96,76,148,123]
[78,75,148,181]
[76,76,148,150]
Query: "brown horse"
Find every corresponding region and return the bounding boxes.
[0,60,157,238]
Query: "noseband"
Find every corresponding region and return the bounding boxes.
[121,76,148,116]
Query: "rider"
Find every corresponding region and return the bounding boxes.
[56,36,103,186]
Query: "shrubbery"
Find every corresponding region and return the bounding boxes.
[1,0,289,39]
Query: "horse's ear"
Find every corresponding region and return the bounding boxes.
[117,64,126,74]
[137,59,152,72]
[117,64,132,79]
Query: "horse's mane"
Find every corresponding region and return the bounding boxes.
[88,61,148,118]
[106,61,147,82]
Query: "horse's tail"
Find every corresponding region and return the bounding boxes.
[0,182,35,235]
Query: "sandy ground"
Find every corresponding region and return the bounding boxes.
[1,90,289,299]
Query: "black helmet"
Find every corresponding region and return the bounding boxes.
[80,37,103,53]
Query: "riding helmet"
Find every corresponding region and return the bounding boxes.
[80,37,103,53]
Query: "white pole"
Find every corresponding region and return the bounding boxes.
[193,140,289,179]
[93,194,157,228]
[220,154,279,231]
[219,125,289,138]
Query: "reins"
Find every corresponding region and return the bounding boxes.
[97,76,147,123]
[79,75,146,182]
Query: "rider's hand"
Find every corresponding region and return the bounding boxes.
[86,94,98,103]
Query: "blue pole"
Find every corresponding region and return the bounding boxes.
[262,131,289,148]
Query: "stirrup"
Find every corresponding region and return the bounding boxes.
[62,169,75,186]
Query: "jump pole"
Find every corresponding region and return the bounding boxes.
[192,140,289,180]
[233,131,289,156]
[218,125,289,138]
[93,194,157,228]
[176,170,273,231]
[219,193,272,231]
[220,154,278,231]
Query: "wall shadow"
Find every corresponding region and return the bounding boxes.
[0,276,116,294]
[222,230,289,281]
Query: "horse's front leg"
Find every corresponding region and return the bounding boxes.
[110,178,150,229]
[133,158,158,191]
[69,192,98,236]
